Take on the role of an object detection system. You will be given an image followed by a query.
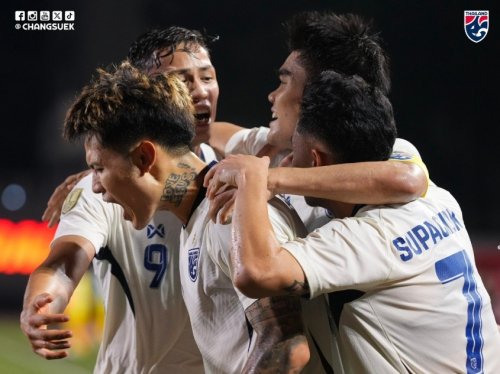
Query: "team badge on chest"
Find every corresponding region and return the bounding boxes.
[188,248,200,282]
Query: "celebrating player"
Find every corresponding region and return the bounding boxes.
[209,11,428,229]
[43,13,428,229]
[20,27,221,373]
[60,61,339,373]
[206,70,500,373]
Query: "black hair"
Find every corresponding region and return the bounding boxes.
[128,26,219,72]
[286,11,391,94]
[298,70,396,163]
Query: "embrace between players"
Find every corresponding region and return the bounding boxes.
[21,11,500,374]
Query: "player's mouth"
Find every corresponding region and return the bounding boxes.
[194,110,211,128]
[194,109,211,136]
[269,110,278,124]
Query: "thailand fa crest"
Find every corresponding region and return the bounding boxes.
[188,248,200,282]
[464,11,489,43]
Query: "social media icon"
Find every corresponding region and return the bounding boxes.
[40,11,50,21]
[52,11,62,21]
[65,11,75,21]
[15,11,25,21]
[27,11,37,21]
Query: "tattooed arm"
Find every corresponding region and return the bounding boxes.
[243,296,309,374]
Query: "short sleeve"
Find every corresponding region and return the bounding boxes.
[54,175,113,254]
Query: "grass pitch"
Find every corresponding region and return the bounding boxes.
[0,315,97,374]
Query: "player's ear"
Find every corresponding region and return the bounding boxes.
[131,141,156,174]
[311,148,329,167]
[311,141,337,167]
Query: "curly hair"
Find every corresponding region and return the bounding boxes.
[64,60,195,155]
[128,26,219,72]
[285,11,391,94]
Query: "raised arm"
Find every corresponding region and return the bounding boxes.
[207,155,307,298]
[20,235,94,359]
[268,160,427,204]
[208,121,245,157]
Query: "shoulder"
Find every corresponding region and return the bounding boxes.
[392,138,421,158]
[267,196,308,240]
[199,143,220,163]
[225,126,269,156]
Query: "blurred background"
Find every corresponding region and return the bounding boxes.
[1,0,499,372]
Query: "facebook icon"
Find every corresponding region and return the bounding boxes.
[15,11,25,21]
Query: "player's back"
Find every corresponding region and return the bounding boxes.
[338,184,500,373]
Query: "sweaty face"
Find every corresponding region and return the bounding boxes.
[150,43,219,147]
[85,136,157,230]
[267,51,307,150]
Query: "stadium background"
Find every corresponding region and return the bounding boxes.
[1,1,498,372]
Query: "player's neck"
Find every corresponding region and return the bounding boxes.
[324,200,356,219]
[158,151,207,224]
[192,144,202,158]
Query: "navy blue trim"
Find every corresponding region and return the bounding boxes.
[309,330,335,374]
[352,204,366,216]
[245,317,254,351]
[184,161,217,228]
[95,246,135,316]
[328,290,365,327]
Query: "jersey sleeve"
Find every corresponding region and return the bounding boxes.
[281,216,395,299]
[391,138,429,179]
[224,126,270,157]
[54,175,113,254]
[391,138,430,194]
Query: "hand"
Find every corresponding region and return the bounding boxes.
[204,154,271,199]
[20,293,72,359]
[207,185,236,224]
[42,170,91,227]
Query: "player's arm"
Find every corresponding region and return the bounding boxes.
[208,121,245,157]
[211,122,285,162]
[205,159,426,224]
[42,170,91,227]
[242,296,309,374]
[208,155,306,298]
[268,159,427,204]
[20,235,94,359]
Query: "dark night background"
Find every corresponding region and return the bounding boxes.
[1,0,499,245]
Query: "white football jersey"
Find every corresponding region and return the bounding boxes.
[199,142,220,163]
[55,177,203,373]
[54,144,218,373]
[180,180,337,373]
[282,183,500,373]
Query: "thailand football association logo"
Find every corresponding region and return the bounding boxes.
[188,248,200,282]
[464,10,489,43]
